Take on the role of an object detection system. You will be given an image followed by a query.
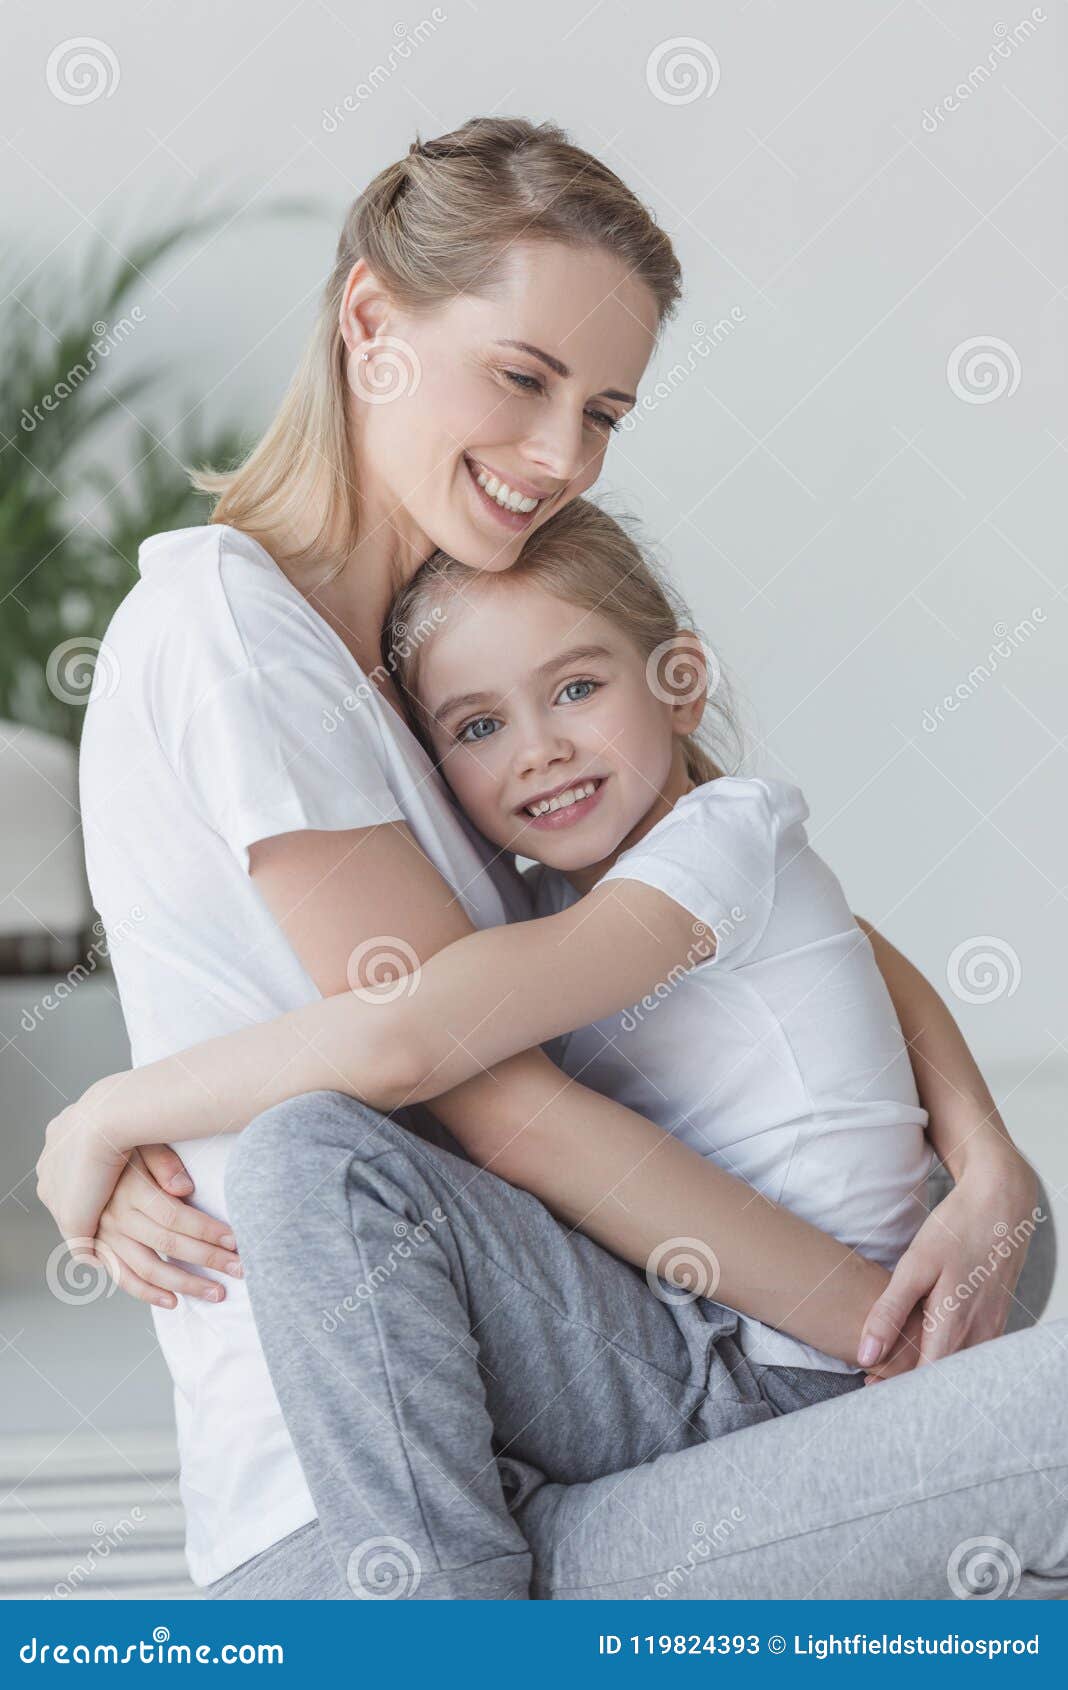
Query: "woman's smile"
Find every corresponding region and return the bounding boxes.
[463,453,551,532]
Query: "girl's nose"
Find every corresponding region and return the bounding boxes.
[514,729,574,782]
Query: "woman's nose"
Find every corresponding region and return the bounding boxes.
[522,405,591,486]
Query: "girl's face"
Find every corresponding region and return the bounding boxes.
[416,578,703,881]
[346,241,658,574]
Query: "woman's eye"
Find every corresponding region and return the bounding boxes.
[586,409,621,433]
[504,369,543,394]
[458,715,500,743]
[557,678,599,705]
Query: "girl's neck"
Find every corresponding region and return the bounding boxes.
[564,749,697,899]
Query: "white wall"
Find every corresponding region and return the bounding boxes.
[4,0,1065,1086]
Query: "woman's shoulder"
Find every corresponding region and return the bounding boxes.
[106,523,344,676]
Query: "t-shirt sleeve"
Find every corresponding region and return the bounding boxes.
[176,664,406,870]
[598,781,778,968]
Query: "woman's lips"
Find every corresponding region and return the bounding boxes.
[464,456,545,533]
[520,777,607,832]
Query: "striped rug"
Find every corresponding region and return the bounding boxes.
[0,1429,199,1600]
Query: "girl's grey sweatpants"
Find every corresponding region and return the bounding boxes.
[208,1092,1068,1601]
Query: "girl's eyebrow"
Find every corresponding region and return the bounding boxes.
[433,645,613,725]
[493,340,637,406]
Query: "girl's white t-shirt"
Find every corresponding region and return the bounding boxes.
[78,524,533,1587]
[528,777,936,1374]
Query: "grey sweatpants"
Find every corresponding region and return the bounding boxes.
[211,1093,1068,1601]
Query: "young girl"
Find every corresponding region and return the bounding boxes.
[46,498,950,1382]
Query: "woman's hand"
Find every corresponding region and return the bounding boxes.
[37,1081,131,1249]
[94,1148,243,1308]
[858,1150,1039,1372]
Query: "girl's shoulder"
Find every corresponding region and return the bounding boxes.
[659,774,809,845]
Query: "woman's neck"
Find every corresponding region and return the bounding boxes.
[253,488,432,708]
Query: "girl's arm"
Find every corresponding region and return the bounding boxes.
[853,916,1038,1370]
[39,820,893,1366]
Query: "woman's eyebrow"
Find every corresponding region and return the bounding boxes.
[494,340,637,406]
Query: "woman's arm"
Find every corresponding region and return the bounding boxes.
[854,916,1038,1370]
[39,821,893,1365]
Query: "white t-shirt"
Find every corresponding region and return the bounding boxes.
[78,524,533,1586]
[528,776,936,1374]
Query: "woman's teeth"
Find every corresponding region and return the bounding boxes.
[525,780,598,817]
[473,465,541,514]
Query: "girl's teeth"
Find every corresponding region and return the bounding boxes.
[526,780,598,817]
[474,464,540,514]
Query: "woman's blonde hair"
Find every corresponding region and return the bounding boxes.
[384,498,740,788]
[193,117,683,573]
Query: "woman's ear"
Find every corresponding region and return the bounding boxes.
[338,258,393,358]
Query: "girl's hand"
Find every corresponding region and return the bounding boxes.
[857,1152,1039,1371]
[94,1148,243,1309]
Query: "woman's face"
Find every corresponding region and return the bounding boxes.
[347,241,659,573]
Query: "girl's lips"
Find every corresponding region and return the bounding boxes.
[464,455,545,533]
[520,777,607,832]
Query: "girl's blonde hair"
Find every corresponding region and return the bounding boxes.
[384,498,739,788]
[193,117,683,574]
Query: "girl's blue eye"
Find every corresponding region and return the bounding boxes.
[458,715,500,743]
[558,678,598,704]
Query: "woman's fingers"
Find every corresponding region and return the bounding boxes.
[138,1142,194,1197]
[857,1247,937,1368]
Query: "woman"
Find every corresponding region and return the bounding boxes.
[40,118,1064,1600]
